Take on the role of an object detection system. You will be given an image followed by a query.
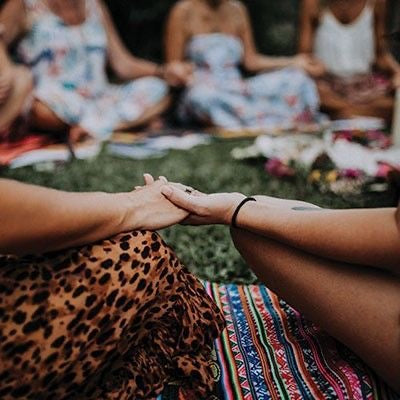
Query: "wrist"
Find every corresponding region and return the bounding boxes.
[222,193,246,225]
[230,196,256,228]
[113,192,141,233]
[154,64,165,78]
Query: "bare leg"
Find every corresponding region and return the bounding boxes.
[30,100,68,132]
[115,95,171,131]
[231,228,400,393]
[317,81,394,122]
[0,66,33,130]
[346,96,394,122]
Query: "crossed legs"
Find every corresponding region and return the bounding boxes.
[317,80,394,122]
[231,228,400,393]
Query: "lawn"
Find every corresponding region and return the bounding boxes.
[1,138,396,283]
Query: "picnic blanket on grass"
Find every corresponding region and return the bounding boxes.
[158,283,399,400]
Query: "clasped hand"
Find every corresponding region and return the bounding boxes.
[127,174,245,231]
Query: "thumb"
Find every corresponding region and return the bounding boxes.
[161,185,202,213]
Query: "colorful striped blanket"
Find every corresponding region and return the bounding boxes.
[159,283,399,400]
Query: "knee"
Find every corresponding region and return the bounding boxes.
[135,76,169,104]
[30,100,66,130]
[108,230,172,273]
[230,227,252,256]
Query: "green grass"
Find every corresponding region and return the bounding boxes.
[1,138,396,283]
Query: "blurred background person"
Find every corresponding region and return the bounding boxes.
[165,0,324,131]
[299,0,400,122]
[0,0,188,142]
[0,23,33,140]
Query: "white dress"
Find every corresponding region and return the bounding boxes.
[314,1,376,78]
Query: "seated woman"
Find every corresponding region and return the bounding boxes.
[0,0,188,142]
[161,181,400,394]
[299,0,400,121]
[0,176,224,399]
[165,0,324,131]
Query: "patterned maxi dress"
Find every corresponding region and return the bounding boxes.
[179,33,321,130]
[17,0,168,140]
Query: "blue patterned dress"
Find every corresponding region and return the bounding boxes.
[179,33,320,130]
[17,0,168,140]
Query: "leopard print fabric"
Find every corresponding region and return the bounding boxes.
[0,231,225,399]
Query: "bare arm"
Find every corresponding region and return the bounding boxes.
[235,201,400,274]
[0,178,187,256]
[0,0,29,106]
[237,2,301,73]
[298,0,319,54]
[165,1,189,62]
[161,185,400,274]
[374,0,400,76]
[0,0,27,46]
[96,0,162,80]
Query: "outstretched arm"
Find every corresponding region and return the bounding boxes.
[234,199,400,274]
[161,185,400,274]
[0,177,187,256]
[237,1,324,77]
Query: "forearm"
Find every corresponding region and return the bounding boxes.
[113,55,163,81]
[0,180,134,255]
[244,54,297,73]
[235,202,400,272]
[375,52,400,75]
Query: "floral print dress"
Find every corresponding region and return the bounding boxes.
[17,0,168,140]
[179,33,320,131]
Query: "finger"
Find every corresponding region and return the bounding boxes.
[143,173,155,186]
[134,186,143,190]
[161,185,202,213]
[158,176,168,184]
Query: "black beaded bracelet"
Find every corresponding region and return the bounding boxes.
[231,197,256,228]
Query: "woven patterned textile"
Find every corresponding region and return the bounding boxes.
[159,282,399,400]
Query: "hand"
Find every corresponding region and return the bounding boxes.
[294,54,326,78]
[123,175,189,231]
[163,61,193,87]
[161,183,246,225]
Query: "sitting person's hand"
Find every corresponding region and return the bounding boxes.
[160,182,245,225]
[294,54,326,78]
[163,61,193,87]
[126,174,190,230]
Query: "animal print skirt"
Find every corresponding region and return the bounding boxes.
[0,231,225,399]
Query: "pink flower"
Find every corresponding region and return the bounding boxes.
[340,168,363,179]
[265,158,295,178]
